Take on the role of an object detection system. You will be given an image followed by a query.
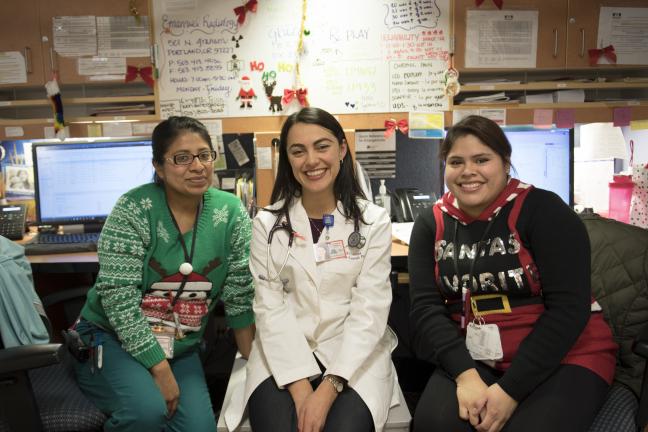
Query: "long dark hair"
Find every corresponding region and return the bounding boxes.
[151,116,213,186]
[270,107,366,223]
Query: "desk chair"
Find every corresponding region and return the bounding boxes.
[0,288,105,432]
[216,354,412,432]
[582,214,648,432]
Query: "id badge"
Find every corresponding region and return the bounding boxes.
[154,333,175,359]
[326,240,346,260]
[313,240,347,262]
[465,322,503,361]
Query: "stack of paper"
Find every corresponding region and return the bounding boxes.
[460,92,513,104]
[520,93,554,103]
[392,222,414,245]
[90,104,154,116]
[462,79,522,86]
[553,89,585,103]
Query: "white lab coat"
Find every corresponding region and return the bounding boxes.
[224,197,400,431]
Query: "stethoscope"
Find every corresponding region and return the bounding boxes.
[259,210,366,283]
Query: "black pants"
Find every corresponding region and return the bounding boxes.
[413,363,609,432]
[248,376,374,432]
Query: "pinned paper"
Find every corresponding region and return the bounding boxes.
[533,109,553,129]
[256,147,272,169]
[555,109,575,129]
[221,177,236,190]
[479,108,506,125]
[613,107,631,127]
[102,122,132,137]
[408,112,444,139]
[44,126,56,139]
[132,122,159,136]
[87,124,102,137]
[631,120,648,131]
[453,109,480,125]
[5,127,24,137]
[227,139,250,166]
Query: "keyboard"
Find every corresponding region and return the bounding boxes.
[34,232,101,245]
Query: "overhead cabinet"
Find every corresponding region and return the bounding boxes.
[454,0,648,71]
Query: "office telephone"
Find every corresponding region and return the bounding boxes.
[393,188,435,222]
[0,204,26,240]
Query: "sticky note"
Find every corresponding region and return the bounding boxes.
[630,120,648,131]
[555,109,575,129]
[613,107,631,127]
[533,109,553,129]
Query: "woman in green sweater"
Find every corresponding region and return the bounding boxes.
[74,116,255,431]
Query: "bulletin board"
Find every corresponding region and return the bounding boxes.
[151,0,451,118]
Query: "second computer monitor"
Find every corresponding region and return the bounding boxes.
[505,128,573,206]
[32,138,155,226]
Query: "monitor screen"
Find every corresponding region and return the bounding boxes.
[32,138,155,225]
[504,128,573,206]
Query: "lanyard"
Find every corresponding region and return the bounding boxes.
[166,198,203,308]
[452,216,497,328]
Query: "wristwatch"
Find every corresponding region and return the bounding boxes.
[323,374,345,393]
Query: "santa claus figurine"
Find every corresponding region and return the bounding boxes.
[236,75,257,108]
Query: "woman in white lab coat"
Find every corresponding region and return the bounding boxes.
[241,107,398,432]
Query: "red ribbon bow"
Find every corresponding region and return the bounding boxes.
[282,88,309,107]
[234,0,258,25]
[125,65,154,87]
[384,119,409,138]
[588,45,617,66]
[475,0,503,9]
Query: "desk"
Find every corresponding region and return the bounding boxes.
[17,234,99,273]
[21,241,408,273]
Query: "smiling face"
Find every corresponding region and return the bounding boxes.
[285,122,347,201]
[154,132,214,202]
[444,134,509,218]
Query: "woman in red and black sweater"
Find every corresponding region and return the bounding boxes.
[409,115,617,432]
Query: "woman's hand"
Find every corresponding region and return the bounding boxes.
[475,383,518,432]
[287,379,314,427]
[455,368,489,427]
[233,323,255,359]
[150,360,180,417]
[297,380,338,432]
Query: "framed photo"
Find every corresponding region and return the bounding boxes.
[4,165,34,195]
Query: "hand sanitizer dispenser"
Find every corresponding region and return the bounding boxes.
[376,179,391,215]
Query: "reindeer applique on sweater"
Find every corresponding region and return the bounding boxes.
[140,257,221,336]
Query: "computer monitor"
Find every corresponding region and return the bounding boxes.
[32,138,155,226]
[504,128,573,206]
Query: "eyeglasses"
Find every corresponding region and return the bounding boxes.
[166,150,217,166]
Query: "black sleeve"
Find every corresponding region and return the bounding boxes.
[497,189,591,401]
[408,210,476,378]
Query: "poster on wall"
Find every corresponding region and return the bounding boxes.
[597,7,648,65]
[465,10,538,68]
[152,0,451,118]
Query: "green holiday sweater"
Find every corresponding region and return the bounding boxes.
[81,183,254,368]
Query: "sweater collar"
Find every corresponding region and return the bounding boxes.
[439,178,532,224]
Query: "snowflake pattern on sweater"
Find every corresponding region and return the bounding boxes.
[80,184,254,368]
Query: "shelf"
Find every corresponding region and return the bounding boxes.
[0,95,155,108]
[0,114,159,126]
[461,81,648,92]
[455,100,648,109]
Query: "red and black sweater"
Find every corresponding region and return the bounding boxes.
[408,182,617,402]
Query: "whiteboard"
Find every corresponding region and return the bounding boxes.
[151,0,450,118]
